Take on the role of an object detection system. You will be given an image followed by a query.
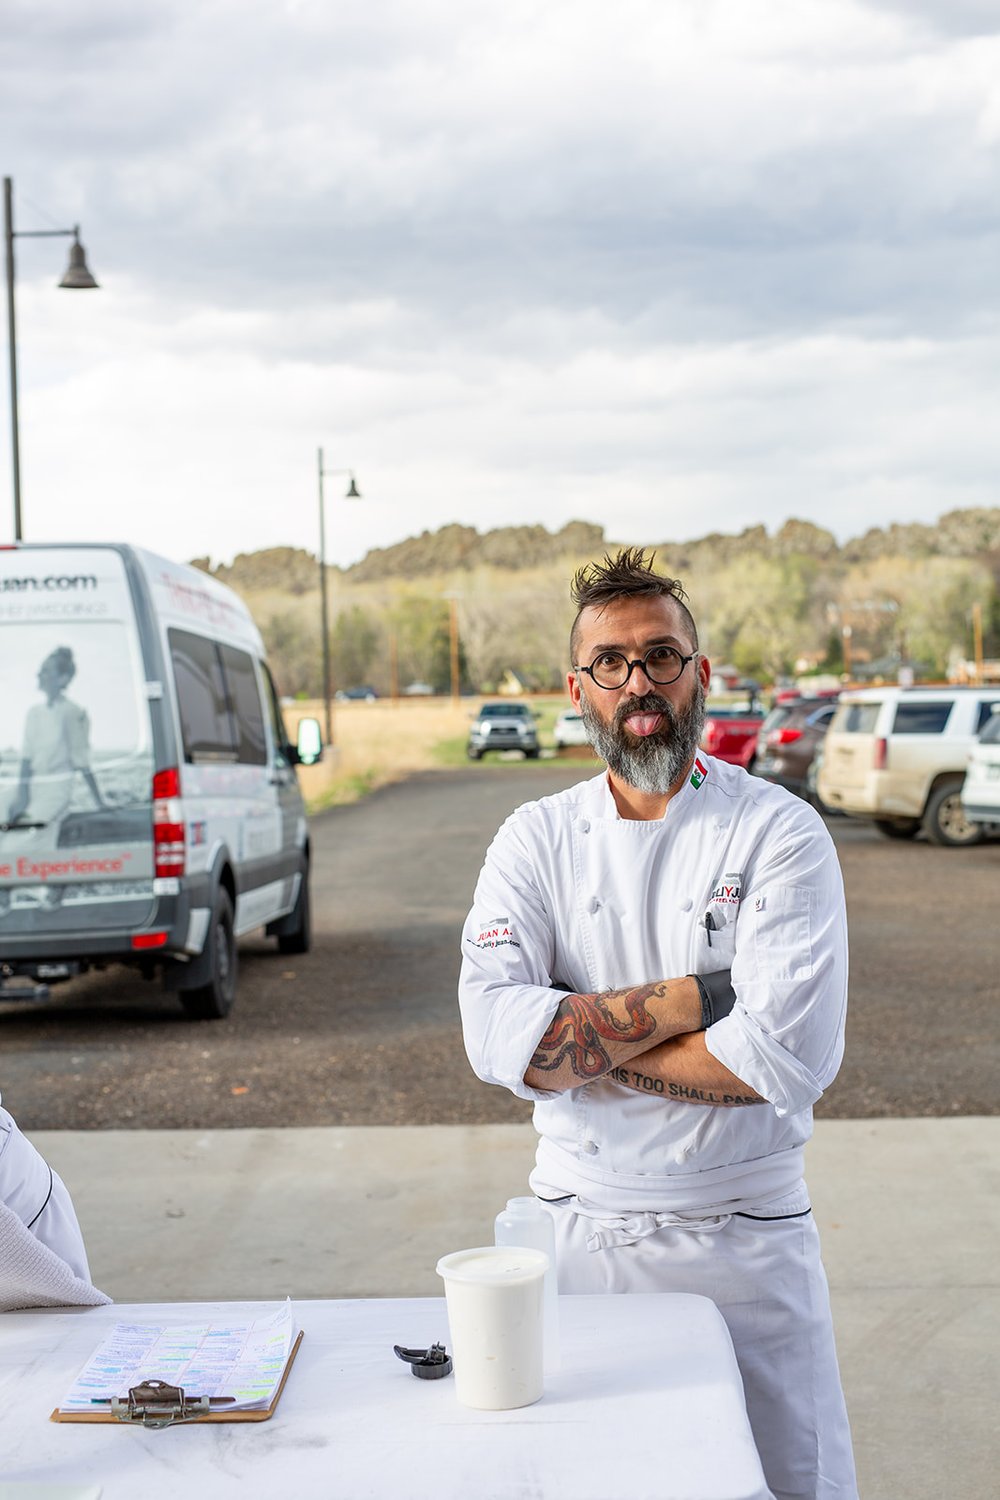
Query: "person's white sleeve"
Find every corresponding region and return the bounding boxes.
[68,704,91,770]
[0,1105,93,1281]
[705,810,849,1118]
[459,818,566,1102]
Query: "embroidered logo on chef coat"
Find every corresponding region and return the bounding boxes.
[710,872,743,907]
[690,755,708,789]
[468,915,521,950]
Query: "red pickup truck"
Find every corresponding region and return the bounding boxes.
[700,705,765,770]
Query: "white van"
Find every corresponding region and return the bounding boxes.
[0,543,321,1017]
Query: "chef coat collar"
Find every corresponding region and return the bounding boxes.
[590,756,709,824]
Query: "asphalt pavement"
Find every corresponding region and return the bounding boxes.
[2,767,998,1126]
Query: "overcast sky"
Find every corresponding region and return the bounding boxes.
[3,0,1000,568]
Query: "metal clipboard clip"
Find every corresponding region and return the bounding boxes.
[110,1379,217,1428]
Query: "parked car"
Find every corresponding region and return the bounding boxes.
[553,708,589,750]
[817,686,1000,846]
[755,697,839,800]
[0,542,320,1016]
[805,740,841,815]
[467,702,540,760]
[335,685,378,702]
[700,705,765,770]
[959,705,1000,829]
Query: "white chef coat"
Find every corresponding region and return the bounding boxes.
[459,756,849,1215]
[0,1097,92,1282]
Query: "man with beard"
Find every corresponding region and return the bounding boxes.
[459,548,856,1500]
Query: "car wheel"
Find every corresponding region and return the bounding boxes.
[182,888,238,1020]
[873,819,921,840]
[921,783,984,848]
[525,748,540,759]
[467,746,482,761]
[277,870,311,955]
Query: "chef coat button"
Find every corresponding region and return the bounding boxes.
[587,896,601,914]
[581,1140,599,1155]
[579,820,590,834]
[674,1148,690,1164]
[678,897,693,912]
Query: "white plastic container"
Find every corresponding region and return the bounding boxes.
[494,1195,561,1372]
[435,1246,548,1410]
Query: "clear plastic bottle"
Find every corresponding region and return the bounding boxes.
[494,1196,561,1371]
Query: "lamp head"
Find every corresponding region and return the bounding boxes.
[59,234,99,290]
[345,475,361,499]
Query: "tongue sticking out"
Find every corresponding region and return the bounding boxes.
[624,713,664,738]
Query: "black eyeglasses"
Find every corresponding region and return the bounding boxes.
[576,645,696,691]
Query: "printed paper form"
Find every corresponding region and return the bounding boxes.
[56,1301,295,1413]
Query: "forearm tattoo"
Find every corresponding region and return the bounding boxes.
[609,1064,763,1107]
[529,983,668,1080]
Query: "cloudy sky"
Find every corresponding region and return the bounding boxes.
[3,0,1000,568]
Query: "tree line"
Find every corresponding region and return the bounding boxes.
[192,509,1000,694]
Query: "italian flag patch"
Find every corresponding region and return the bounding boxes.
[690,755,708,789]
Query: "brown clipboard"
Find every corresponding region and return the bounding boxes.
[50,1328,304,1425]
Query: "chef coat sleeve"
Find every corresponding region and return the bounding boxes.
[459,816,566,1102]
[0,1103,93,1282]
[704,805,848,1118]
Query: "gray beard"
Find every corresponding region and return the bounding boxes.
[579,679,706,796]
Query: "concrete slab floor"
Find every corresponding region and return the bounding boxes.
[31,1117,1000,1500]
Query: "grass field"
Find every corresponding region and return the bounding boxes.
[282,696,600,810]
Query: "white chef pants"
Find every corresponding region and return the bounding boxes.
[0,1106,92,1282]
[549,1200,858,1500]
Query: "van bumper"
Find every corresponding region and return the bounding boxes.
[0,878,211,972]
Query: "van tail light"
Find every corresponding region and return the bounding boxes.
[132,931,169,950]
[153,767,185,877]
[769,727,803,746]
[873,737,888,771]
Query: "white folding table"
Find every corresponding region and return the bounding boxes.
[0,1293,772,1500]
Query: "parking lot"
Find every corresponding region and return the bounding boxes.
[1,765,997,1128]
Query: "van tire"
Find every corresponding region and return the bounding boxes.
[873,818,920,840]
[277,873,311,955]
[182,888,238,1019]
[922,782,984,848]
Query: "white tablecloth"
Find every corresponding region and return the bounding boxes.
[0,1293,771,1500]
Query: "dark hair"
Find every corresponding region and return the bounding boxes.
[569,547,698,664]
[46,646,77,683]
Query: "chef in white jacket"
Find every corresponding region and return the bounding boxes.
[459,548,857,1500]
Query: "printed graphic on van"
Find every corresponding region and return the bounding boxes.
[0,574,154,932]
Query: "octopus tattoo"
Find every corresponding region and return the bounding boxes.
[529,982,667,1080]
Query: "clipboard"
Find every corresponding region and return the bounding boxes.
[50,1329,304,1427]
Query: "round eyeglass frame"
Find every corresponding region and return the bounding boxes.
[575,647,697,691]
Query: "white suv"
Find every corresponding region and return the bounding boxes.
[818,687,1000,846]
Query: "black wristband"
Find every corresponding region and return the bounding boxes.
[690,970,737,1029]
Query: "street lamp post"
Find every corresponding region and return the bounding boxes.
[4,177,99,541]
[317,446,361,747]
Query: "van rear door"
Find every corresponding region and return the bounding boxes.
[0,547,156,937]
